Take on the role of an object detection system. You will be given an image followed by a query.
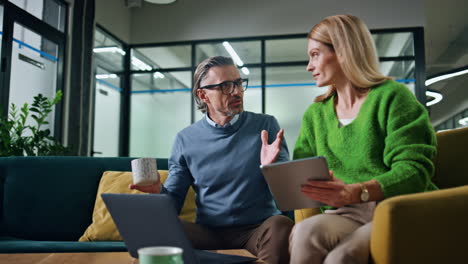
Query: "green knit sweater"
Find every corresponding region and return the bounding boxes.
[293,80,437,198]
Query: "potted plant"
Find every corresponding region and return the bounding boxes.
[0,91,70,156]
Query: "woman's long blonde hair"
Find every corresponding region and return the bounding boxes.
[309,14,392,102]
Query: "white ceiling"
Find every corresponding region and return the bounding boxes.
[424,0,468,125]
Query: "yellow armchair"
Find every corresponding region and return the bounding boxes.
[295,126,468,264]
[371,184,468,264]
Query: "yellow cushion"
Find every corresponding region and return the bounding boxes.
[294,208,322,223]
[79,170,196,241]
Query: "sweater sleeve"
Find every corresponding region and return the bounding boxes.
[162,134,193,214]
[293,106,318,160]
[374,85,437,198]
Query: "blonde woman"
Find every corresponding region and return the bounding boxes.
[289,15,437,263]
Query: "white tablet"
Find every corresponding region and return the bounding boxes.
[260,156,330,211]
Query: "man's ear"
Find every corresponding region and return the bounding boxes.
[197,89,209,103]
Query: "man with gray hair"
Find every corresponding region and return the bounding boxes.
[130,56,293,263]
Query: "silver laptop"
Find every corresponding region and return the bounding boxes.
[260,156,330,211]
[101,193,257,264]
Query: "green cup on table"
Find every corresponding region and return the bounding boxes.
[138,246,184,264]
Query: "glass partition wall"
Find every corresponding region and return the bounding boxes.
[92,27,125,157]
[0,0,68,143]
[93,28,425,158]
[129,45,192,158]
[435,108,468,131]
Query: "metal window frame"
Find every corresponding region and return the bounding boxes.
[94,26,425,157]
[92,24,130,157]
[0,0,68,142]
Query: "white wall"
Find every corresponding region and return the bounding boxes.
[130,0,425,44]
[95,0,131,43]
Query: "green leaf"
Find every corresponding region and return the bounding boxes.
[0,91,68,157]
[29,107,40,113]
[52,90,63,105]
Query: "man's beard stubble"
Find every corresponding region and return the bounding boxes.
[225,95,243,117]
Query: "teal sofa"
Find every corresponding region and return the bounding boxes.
[0,156,168,253]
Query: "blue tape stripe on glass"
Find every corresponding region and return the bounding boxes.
[250,82,316,88]
[126,79,416,94]
[132,88,191,93]
[1,31,58,62]
[250,79,415,89]
[14,40,58,62]
[396,79,416,83]
[97,79,122,92]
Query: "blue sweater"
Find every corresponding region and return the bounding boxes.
[162,111,289,227]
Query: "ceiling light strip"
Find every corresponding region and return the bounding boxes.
[153,72,165,79]
[96,74,118,79]
[93,46,126,56]
[222,41,244,67]
[425,67,468,86]
[426,91,443,106]
[131,57,152,71]
[459,117,468,126]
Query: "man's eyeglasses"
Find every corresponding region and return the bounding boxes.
[199,78,248,95]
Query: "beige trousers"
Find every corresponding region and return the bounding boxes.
[289,214,372,264]
[182,215,294,264]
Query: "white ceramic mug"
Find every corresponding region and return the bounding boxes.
[131,158,159,186]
